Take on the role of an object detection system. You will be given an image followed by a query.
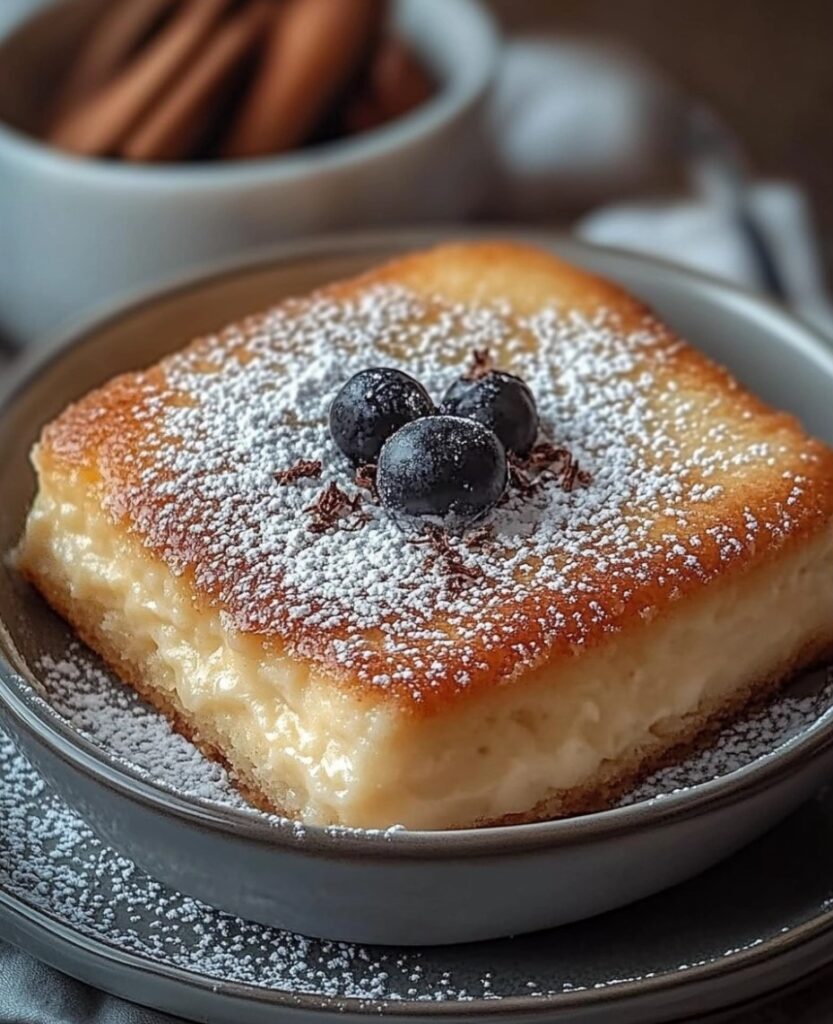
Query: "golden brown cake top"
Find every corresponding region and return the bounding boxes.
[38,242,833,712]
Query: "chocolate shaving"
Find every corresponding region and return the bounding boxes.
[274,459,322,485]
[507,441,591,497]
[526,442,569,470]
[304,482,368,533]
[463,347,495,381]
[464,524,495,550]
[410,524,479,594]
[354,462,378,500]
[563,459,592,493]
[507,455,539,497]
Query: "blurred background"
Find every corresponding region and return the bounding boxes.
[488,0,833,281]
[1,0,832,348]
[1,0,831,352]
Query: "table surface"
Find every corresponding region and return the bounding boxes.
[722,964,833,1022]
[487,0,833,288]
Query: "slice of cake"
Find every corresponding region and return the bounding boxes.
[18,241,833,829]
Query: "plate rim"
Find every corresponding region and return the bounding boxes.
[4,859,833,1022]
[3,227,833,860]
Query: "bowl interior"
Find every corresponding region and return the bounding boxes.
[0,0,495,162]
[3,230,833,839]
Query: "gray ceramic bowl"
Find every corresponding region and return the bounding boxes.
[0,0,498,345]
[2,230,833,947]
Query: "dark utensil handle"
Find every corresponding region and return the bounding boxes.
[735,206,789,301]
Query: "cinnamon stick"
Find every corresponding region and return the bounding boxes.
[122,1,273,162]
[223,0,385,158]
[48,0,232,156]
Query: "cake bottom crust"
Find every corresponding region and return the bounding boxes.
[21,565,833,828]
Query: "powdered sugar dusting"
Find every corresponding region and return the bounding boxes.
[38,650,252,812]
[78,284,822,703]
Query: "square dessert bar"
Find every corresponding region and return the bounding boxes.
[19,242,833,829]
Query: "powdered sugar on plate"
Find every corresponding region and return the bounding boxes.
[37,647,253,813]
[0,727,459,1002]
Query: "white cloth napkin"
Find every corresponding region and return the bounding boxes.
[578,184,833,339]
[487,36,833,340]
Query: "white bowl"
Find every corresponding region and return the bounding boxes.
[0,0,498,345]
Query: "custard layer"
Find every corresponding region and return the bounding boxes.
[19,469,833,829]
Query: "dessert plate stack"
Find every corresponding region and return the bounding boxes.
[3,231,833,1022]
[3,715,833,1024]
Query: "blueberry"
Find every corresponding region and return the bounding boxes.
[441,371,538,455]
[329,368,434,464]
[377,416,507,525]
